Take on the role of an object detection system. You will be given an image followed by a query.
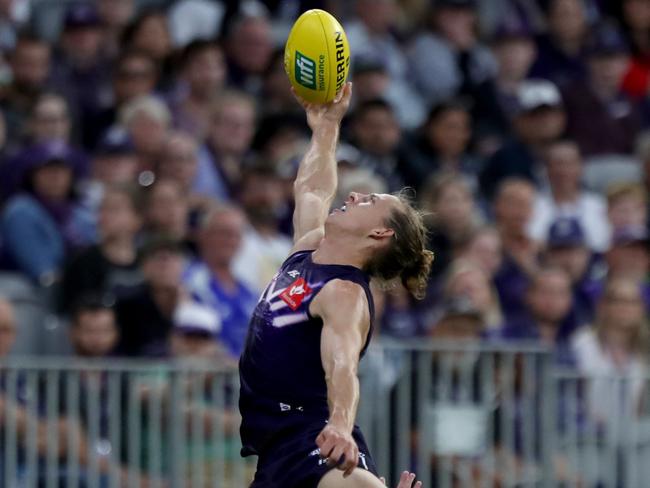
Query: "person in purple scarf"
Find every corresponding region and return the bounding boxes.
[0,141,94,286]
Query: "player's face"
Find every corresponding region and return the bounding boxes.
[328,192,399,237]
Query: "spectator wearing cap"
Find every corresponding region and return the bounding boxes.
[0,141,95,285]
[80,127,138,216]
[233,165,292,293]
[183,205,257,359]
[528,139,608,252]
[543,218,599,325]
[0,33,52,146]
[408,0,497,106]
[561,21,642,157]
[497,268,576,365]
[49,2,112,145]
[473,18,537,152]
[60,184,144,314]
[479,79,566,199]
[529,0,590,85]
[408,101,483,195]
[492,178,540,322]
[169,40,227,140]
[1,93,89,200]
[114,236,187,357]
[170,301,231,364]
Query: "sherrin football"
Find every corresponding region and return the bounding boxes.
[284,9,350,104]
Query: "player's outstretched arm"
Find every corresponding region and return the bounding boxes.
[311,278,370,477]
[291,82,352,253]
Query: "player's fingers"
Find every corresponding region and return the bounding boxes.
[319,437,336,458]
[315,430,326,446]
[414,482,422,488]
[327,443,345,467]
[342,446,357,477]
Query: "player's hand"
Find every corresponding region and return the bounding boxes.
[292,82,352,130]
[380,471,423,487]
[316,422,359,477]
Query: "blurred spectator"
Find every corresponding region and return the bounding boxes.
[170,40,227,139]
[492,178,540,321]
[60,184,144,314]
[344,0,424,128]
[441,259,504,331]
[456,225,503,279]
[529,0,589,85]
[605,226,650,294]
[498,268,575,363]
[429,295,486,339]
[620,0,650,99]
[121,9,174,90]
[0,0,29,52]
[474,19,537,152]
[543,218,599,325]
[69,294,119,358]
[571,278,649,425]
[261,48,299,116]
[224,11,274,95]
[252,112,309,165]
[97,0,135,59]
[420,173,481,278]
[156,131,215,219]
[170,300,232,364]
[409,101,481,193]
[479,79,566,199]
[184,205,257,359]
[80,127,137,215]
[1,33,51,144]
[143,179,190,244]
[0,296,15,356]
[1,141,94,285]
[348,99,421,191]
[168,0,225,48]
[1,93,89,199]
[49,2,112,144]
[606,182,648,239]
[196,90,256,200]
[233,165,292,292]
[85,50,158,150]
[562,21,642,157]
[120,94,171,182]
[408,0,496,105]
[115,236,186,357]
[528,139,608,251]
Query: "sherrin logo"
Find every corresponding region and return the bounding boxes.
[295,51,316,90]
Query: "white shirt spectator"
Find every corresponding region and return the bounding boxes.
[528,190,609,252]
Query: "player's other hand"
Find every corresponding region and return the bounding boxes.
[316,422,359,477]
[292,82,352,131]
[380,471,423,488]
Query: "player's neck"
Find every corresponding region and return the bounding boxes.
[312,236,367,270]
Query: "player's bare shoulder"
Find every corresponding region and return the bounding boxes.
[310,278,370,329]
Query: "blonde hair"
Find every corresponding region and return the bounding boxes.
[596,278,650,358]
[120,95,172,128]
[605,182,647,207]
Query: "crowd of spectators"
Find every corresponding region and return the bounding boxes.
[0,0,647,433]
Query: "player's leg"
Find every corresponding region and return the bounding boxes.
[318,469,421,488]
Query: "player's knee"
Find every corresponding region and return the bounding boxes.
[318,468,384,488]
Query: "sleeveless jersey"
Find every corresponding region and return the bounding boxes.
[239,250,375,457]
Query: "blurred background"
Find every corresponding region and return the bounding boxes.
[0,0,650,486]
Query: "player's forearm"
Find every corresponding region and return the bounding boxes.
[294,121,339,199]
[326,364,359,433]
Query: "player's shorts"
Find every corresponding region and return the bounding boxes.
[249,421,378,488]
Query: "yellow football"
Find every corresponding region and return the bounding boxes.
[284,9,350,104]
